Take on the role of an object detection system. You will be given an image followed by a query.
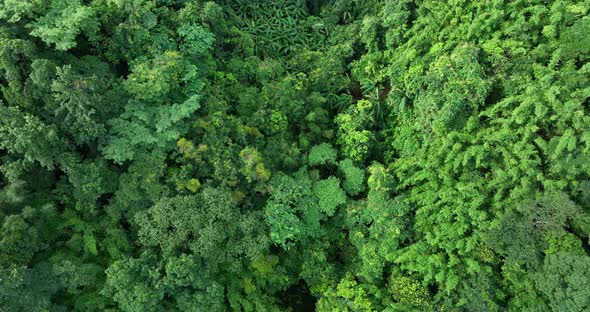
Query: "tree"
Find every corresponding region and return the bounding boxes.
[313,177,346,216]
[534,252,590,312]
[178,23,215,57]
[0,104,73,172]
[104,252,226,312]
[0,263,61,312]
[387,273,431,311]
[239,147,271,184]
[335,100,374,162]
[265,167,348,250]
[316,273,376,312]
[489,192,584,269]
[338,159,365,196]
[413,44,490,134]
[1,0,589,310]
[29,0,98,51]
[135,187,268,269]
[0,0,39,22]
[103,51,206,163]
[48,58,123,146]
[309,143,337,166]
[264,171,314,249]
[0,206,41,265]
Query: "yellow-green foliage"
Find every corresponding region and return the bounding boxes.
[388,274,431,309]
[185,178,201,193]
[239,147,271,183]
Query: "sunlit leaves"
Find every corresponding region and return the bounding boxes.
[103,51,206,163]
[414,44,490,134]
[335,100,374,162]
[124,51,185,102]
[264,167,348,250]
[264,171,313,249]
[313,177,345,216]
[0,0,38,22]
[316,273,376,312]
[388,273,431,310]
[30,0,98,50]
[239,147,271,183]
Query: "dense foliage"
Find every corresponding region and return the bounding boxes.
[0,0,589,311]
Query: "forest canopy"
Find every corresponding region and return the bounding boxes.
[0,0,589,311]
